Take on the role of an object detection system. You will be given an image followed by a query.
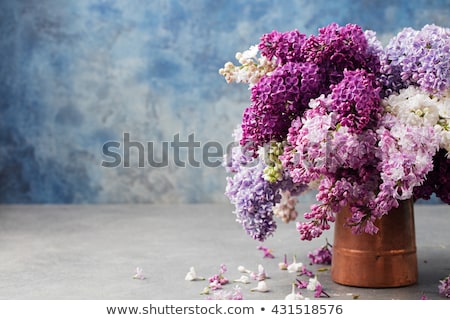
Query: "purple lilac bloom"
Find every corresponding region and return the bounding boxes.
[301,23,380,86]
[308,244,332,265]
[225,125,307,242]
[257,245,275,259]
[240,62,322,151]
[280,70,385,239]
[281,71,381,184]
[258,29,307,65]
[328,69,382,134]
[225,158,307,242]
[314,283,330,298]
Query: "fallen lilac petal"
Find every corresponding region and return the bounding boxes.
[279,254,288,270]
[299,265,314,277]
[287,256,303,273]
[296,279,308,289]
[257,245,275,259]
[307,276,320,291]
[285,283,306,300]
[200,287,210,295]
[237,265,252,273]
[133,267,146,280]
[250,281,269,292]
[233,275,251,284]
[185,266,205,281]
[207,285,244,300]
[209,279,222,290]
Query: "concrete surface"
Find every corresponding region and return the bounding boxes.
[0,203,449,300]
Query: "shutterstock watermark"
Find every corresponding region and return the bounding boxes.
[101,132,346,169]
[101,132,238,168]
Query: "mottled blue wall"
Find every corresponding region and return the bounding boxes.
[1,0,449,203]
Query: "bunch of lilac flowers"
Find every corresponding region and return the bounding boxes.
[220,22,450,243]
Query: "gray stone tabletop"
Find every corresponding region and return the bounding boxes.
[0,203,449,300]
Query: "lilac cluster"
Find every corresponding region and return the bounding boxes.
[241,62,322,151]
[258,29,306,64]
[301,23,380,84]
[240,23,382,151]
[224,126,307,241]
[308,241,332,265]
[328,69,382,134]
[280,71,383,238]
[225,160,280,242]
[375,114,440,214]
[380,24,450,95]
[225,160,308,241]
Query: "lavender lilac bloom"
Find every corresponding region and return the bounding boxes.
[380,24,450,96]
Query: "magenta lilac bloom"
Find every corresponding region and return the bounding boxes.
[308,242,333,265]
[257,245,275,259]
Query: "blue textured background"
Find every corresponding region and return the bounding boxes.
[1,0,449,204]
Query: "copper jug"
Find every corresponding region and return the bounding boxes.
[331,199,418,287]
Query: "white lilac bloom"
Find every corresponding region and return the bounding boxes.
[287,256,303,273]
[218,45,276,87]
[384,86,440,127]
[199,287,210,295]
[237,265,252,274]
[233,275,251,284]
[285,283,307,300]
[273,190,298,223]
[307,276,320,291]
[307,276,330,298]
[184,267,205,281]
[383,87,450,154]
[132,267,146,280]
[278,254,288,270]
[236,45,259,63]
[250,281,269,293]
[250,264,269,281]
